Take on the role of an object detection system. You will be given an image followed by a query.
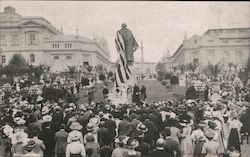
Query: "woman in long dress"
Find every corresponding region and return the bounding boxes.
[180,121,194,157]
[227,113,242,153]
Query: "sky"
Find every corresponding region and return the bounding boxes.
[1,1,250,63]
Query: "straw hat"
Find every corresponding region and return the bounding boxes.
[136,123,148,133]
[42,106,50,115]
[86,123,94,132]
[42,115,52,122]
[156,138,165,149]
[70,122,83,131]
[204,129,215,138]
[14,117,26,125]
[114,135,129,145]
[69,131,81,141]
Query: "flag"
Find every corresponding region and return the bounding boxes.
[114,31,135,87]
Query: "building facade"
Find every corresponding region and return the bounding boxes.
[0,6,114,73]
[162,28,250,72]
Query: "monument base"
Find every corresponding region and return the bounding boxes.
[107,84,133,106]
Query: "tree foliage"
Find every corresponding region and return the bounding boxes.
[156,62,166,73]
[170,75,179,85]
[207,62,223,81]
[178,64,187,74]
[187,61,200,74]
[68,66,77,78]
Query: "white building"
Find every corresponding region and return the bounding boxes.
[0,6,114,72]
[162,28,250,72]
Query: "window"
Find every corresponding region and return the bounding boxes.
[29,34,36,45]
[0,35,6,46]
[194,39,197,43]
[208,40,214,42]
[1,55,6,64]
[222,40,229,43]
[54,55,60,60]
[11,34,19,46]
[30,54,35,63]
[66,55,72,60]
[65,43,72,48]
[53,44,59,48]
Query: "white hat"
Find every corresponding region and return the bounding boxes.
[42,106,50,115]
[42,115,52,122]
[14,117,26,125]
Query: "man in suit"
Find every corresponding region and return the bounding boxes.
[118,115,133,136]
[150,138,168,157]
[54,124,68,157]
[163,127,181,157]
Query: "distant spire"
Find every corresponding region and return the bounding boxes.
[76,27,79,38]
[60,26,63,33]
[93,33,96,41]
[141,41,144,62]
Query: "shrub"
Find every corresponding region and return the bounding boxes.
[161,80,168,86]
[170,76,179,85]
[165,73,172,79]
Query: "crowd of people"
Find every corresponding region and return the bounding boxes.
[0,75,250,157]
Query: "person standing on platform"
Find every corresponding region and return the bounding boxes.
[133,85,140,105]
[140,85,147,101]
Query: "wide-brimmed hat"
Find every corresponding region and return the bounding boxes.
[136,123,148,133]
[24,139,37,151]
[156,138,165,149]
[114,135,129,145]
[69,131,81,141]
[126,138,139,148]
[70,122,83,130]
[198,122,207,129]
[42,106,50,115]
[36,95,43,102]
[14,117,26,125]
[86,123,94,132]
[42,115,52,122]
[204,129,215,138]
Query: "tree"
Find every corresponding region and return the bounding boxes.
[207,62,223,81]
[68,66,77,78]
[178,64,187,74]
[1,54,29,76]
[187,61,200,74]
[156,62,166,73]
[8,54,27,67]
[170,75,179,85]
